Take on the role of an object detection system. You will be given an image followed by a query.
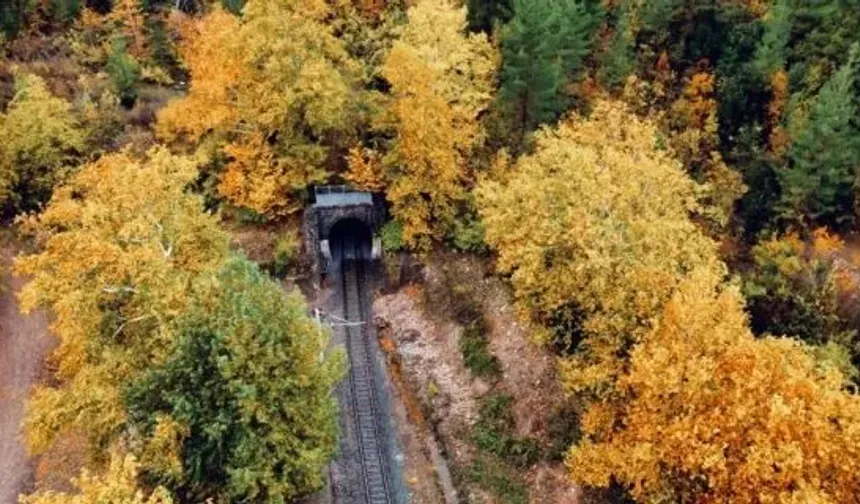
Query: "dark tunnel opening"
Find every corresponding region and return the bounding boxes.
[329,218,372,266]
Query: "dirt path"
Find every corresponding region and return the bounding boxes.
[0,246,53,504]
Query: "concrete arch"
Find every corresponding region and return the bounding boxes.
[302,188,384,280]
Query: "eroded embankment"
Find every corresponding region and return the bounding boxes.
[0,245,53,504]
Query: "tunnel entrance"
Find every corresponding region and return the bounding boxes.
[329,218,373,266]
[302,186,384,281]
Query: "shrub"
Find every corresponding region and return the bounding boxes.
[271,229,300,278]
[380,219,405,252]
[459,318,501,379]
[474,393,542,469]
[467,455,528,504]
[106,39,141,108]
[449,213,487,253]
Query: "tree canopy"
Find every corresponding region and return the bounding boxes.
[157,0,365,216]
[478,100,721,391]
[126,258,344,503]
[15,147,229,454]
[569,267,860,503]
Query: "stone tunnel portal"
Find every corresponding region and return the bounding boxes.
[302,186,383,280]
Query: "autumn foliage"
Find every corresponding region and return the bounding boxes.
[569,268,860,503]
[15,148,229,453]
[0,73,85,217]
[157,0,363,215]
[379,0,497,249]
[478,100,721,390]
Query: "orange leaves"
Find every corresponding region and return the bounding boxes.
[379,0,497,249]
[569,269,860,503]
[157,1,363,216]
[768,69,791,157]
[682,71,718,130]
[156,10,243,143]
[812,227,844,257]
[219,135,328,216]
[345,147,386,192]
[384,45,462,248]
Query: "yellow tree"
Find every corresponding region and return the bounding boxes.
[669,70,746,231]
[379,0,497,249]
[0,73,85,215]
[568,267,860,503]
[21,454,172,504]
[15,148,229,454]
[157,0,364,216]
[477,100,721,393]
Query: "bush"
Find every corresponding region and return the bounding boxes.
[380,219,405,252]
[459,318,501,379]
[106,39,141,108]
[271,229,300,278]
[474,393,542,469]
[449,214,487,253]
[467,455,528,504]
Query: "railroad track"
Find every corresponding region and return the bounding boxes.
[339,239,392,504]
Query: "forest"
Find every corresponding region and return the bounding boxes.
[1,0,860,503]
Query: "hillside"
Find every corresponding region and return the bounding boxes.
[2,1,860,503]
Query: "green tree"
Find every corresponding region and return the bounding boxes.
[106,38,142,108]
[599,2,635,90]
[126,258,344,503]
[778,43,860,227]
[753,0,792,77]
[0,73,85,218]
[498,0,599,137]
[466,0,512,34]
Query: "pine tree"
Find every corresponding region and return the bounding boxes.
[753,0,792,77]
[499,0,599,137]
[599,2,636,90]
[778,43,860,227]
[466,0,512,34]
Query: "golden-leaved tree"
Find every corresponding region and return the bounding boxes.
[366,0,497,249]
[15,148,229,454]
[0,73,85,216]
[157,0,364,216]
[568,267,860,503]
[22,454,172,504]
[477,100,721,392]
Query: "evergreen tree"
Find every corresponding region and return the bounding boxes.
[753,0,792,77]
[0,0,29,37]
[778,43,860,227]
[466,0,512,34]
[498,0,599,137]
[599,3,635,90]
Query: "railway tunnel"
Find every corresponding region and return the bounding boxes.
[303,187,405,504]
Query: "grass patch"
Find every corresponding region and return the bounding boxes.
[459,318,502,379]
[474,393,543,469]
[468,454,529,504]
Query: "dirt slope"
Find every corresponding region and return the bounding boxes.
[0,246,53,504]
